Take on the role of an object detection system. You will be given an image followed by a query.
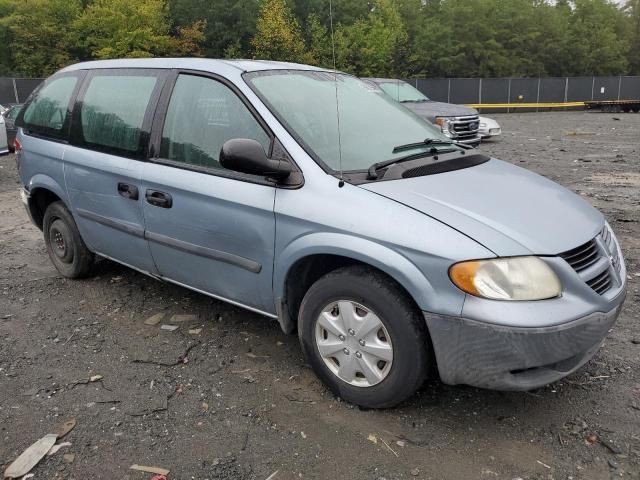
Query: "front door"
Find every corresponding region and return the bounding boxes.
[141,73,277,314]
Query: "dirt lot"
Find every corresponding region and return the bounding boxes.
[1,111,639,480]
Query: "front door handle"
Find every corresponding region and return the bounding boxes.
[145,190,172,208]
[117,182,139,200]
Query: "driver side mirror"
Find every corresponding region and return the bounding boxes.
[220,138,292,181]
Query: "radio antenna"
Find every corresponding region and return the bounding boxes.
[328,0,344,186]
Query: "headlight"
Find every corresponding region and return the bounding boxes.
[434,117,452,137]
[449,257,561,301]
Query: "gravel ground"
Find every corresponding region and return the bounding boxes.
[0,111,639,480]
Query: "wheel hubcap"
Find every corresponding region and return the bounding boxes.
[315,300,393,387]
[50,226,68,259]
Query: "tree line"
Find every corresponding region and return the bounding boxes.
[1,0,639,79]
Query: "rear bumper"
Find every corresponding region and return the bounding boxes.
[425,295,625,390]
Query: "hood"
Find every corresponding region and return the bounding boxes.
[402,101,478,123]
[361,159,603,256]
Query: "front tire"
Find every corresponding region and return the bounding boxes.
[298,265,431,408]
[43,201,94,278]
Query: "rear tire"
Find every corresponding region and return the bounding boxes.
[43,201,94,278]
[298,265,431,408]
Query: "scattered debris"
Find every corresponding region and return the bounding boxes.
[381,439,399,457]
[144,313,165,325]
[129,464,170,476]
[265,470,279,480]
[56,419,76,439]
[3,434,57,478]
[410,467,420,476]
[160,324,179,332]
[396,440,407,448]
[300,431,307,439]
[47,442,72,456]
[90,375,103,382]
[20,387,40,397]
[63,453,75,464]
[536,460,551,469]
[188,328,202,335]
[367,434,378,444]
[150,476,167,480]
[600,436,623,454]
[585,433,599,445]
[170,314,198,323]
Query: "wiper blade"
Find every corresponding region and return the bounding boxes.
[392,138,464,154]
[367,148,456,180]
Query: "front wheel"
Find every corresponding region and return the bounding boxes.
[298,265,431,408]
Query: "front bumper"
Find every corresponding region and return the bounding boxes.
[425,296,625,390]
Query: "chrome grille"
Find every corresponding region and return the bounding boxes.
[601,225,621,273]
[559,225,621,296]
[559,239,600,272]
[586,269,612,294]
[450,115,480,141]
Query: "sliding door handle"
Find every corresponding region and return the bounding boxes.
[145,190,172,208]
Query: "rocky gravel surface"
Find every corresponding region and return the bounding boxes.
[0,111,639,479]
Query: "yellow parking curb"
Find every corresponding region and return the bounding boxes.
[465,102,586,109]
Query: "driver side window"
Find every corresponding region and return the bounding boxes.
[160,74,270,171]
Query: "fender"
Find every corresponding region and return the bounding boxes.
[275,232,437,315]
[27,173,69,205]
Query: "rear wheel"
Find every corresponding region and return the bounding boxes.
[298,265,431,408]
[43,201,94,278]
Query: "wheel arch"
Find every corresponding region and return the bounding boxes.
[274,233,435,334]
[26,175,68,230]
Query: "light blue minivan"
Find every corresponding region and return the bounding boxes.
[15,59,626,407]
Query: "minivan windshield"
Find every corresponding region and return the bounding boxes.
[377,81,431,103]
[245,71,454,172]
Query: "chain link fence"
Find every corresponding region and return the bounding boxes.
[0,78,44,105]
[406,75,640,112]
[2,75,639,112]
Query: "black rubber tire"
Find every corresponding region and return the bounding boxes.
[298,265,431,408]
[43,201,94,278]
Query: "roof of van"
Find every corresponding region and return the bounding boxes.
[362,78,407,84]
[60,58,328,74]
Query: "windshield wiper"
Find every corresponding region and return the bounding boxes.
[392,138,471,154]
[367,148,453,180]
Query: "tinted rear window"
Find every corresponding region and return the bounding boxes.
[21,76,78,138]
[74,71,162,157]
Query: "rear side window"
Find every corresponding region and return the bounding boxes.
[73,70,164,158]
[20,75,79,139]
[7,106,22,120]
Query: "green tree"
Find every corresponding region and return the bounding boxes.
[334,0,408,76]
[625,0,640,74]
[74,0,203,60]
[252,0,310,63]
[305,13,333,68]
[564,0,629,75]
[169,0,259,58]
[0,0,82,76]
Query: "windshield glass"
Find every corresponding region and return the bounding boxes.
[378,81,430,103]
[245,71,451,172]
